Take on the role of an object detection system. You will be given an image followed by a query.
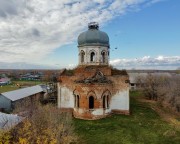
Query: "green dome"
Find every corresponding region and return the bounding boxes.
[78,22,109,47]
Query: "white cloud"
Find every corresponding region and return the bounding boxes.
[110,56,180,70]
[0,0,164,67]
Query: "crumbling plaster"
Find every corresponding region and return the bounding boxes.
[58,67,129,119]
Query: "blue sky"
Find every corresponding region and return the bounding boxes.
[0,0,180,69]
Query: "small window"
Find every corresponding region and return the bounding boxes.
[89,96,94,109]
[102,95,109,109]
[74,95,80,108]
[107,95,109,108]
[81,51,85,63]
[101,51,106,63]
[103,96,106,109]
[74,95,76,107]
[77,95,80,108]
[90,52,95,62]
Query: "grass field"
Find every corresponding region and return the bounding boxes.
[0,80,44,93]
[0,85,20,93]
[74,91,180,144]
[12,80,44,86]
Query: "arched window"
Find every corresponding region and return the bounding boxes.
[90,52,95,62]
[102,95,109,109]
[103,96,106,109]
[81,51,85,63]
[89,96,94,109]
[101,90,111,109]
[77,95,80,108]
[74,95,80,108]
[74,95,76,107]
[107,95,109,108]
[101,51,106,63]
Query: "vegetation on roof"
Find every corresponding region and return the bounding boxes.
[111,68,128,75]
[61,69,75,76]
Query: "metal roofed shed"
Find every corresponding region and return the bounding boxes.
[1,85,43,101]
[0,85,45,111]
[0,112,23,130]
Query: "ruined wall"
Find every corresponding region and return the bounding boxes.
[58,66,130,119]
[74,66,112,78]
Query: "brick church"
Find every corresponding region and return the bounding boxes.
[57,22,129,120]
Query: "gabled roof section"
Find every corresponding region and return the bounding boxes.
[1,85,44,101]
[0,112,23,130]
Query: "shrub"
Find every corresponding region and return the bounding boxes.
[1,104,78,144]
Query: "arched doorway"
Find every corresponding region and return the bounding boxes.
[89,96,94,109]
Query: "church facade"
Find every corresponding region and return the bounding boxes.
[57,22,129,120]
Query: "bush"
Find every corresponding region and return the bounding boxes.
[1,104,78,144]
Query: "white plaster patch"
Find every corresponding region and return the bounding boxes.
[92,108,104,115]
[58,86,74,108]
[105,108,111,113]
[110,90,129,110]
[74,108,84,114]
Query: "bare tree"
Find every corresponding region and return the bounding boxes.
[142,74,160,100]
[140,73,180,112]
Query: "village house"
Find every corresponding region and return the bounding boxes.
[0,78,11,86]
[58,22,130,120]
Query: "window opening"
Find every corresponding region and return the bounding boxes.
[74,95,76,107]
[89,96,94,109]
[77,95,79,108]
[103,96,106,109]
[101,51,106,63]
[107,95,109,108]
[81,51,85,63]
[90,52,95,62]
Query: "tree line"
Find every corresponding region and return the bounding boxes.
[136,74,180,112]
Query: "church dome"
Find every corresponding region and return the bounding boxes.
[78,22,109,47]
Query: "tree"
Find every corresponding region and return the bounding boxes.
[142,74,160,100]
